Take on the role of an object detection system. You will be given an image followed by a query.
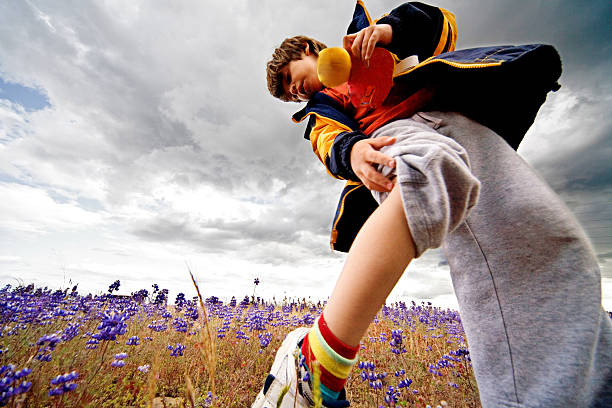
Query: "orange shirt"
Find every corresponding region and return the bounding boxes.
[322,84,435,136]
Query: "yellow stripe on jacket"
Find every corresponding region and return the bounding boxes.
[308,113,353,179]
[433,8,457,56]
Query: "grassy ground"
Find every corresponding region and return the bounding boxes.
[0,283,480,407]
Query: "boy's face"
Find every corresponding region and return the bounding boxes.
[280,48,322,102]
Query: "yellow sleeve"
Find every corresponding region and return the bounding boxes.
[308,114,353,179]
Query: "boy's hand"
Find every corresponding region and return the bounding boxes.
[351,137,396,192]
[343,24,393,66]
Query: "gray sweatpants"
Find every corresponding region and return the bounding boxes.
[371,112,612,407]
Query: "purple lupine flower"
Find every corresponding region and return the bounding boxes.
[36,333,62,361]
[127,336,139,346]
[131,289,148,302]
[175,293,186,308]
[359,361,376,371]
[203,391,214,407]
[114,352,128,360]
[48,371,78,396]
[172,317,188,333]
[111,360,125,368]
[49,382,78,396]
[398,378,412,388]
[258,332,273,353]
[184,306,198,321]
[61,323,80,342]
[63,383,78,392]
[137,364,150,373]
[301,313,315,326]
[14,368,32,379]
[168,343,186,357]
[108,280,120,294]
[0,365,33,405]
[50,371,78,385]
[85,339,100,349]
[16,381,32,394]
[148,320,167,332]
[153,289,168,305]
[36,354,52,362]
[390,329,406,354]
[92,310,129,341]
[384,386,400,404]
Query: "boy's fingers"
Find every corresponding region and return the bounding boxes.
[351,30,365,59]
[367,182,390,193]
[368,151,395,168]
[363,167,393,192]
[363,28,380,62]
[363,30,378,63]
[370,136,396,148]
[361,30,372,63]
[343,34,356,51]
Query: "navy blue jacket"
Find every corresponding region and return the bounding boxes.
[293,2,562,252]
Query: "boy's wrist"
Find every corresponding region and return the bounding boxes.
[374,24,393,46]
[329,130,369,181]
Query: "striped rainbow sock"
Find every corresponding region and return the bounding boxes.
[301,312,359,401]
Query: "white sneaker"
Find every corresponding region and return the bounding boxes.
[251,327,311,408]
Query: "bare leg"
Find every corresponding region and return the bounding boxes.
[323,186,416,347]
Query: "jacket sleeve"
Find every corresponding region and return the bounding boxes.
[377,2,457,61]
[307,115,369,181]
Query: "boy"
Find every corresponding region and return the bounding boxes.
[254,2,612,407]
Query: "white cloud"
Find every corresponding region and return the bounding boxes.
[0,100,27,142]
[0,182,104,233]
[520,87,610,165]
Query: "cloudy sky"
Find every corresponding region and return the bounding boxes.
[0,0,610,309]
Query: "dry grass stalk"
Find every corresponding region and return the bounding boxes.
[146,350,162,408]
[188,265,217,397]
[184,375,196,408]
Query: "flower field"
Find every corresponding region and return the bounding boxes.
[0,279,481,407]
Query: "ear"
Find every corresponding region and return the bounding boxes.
[303,42,311,56]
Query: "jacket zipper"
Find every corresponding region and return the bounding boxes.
[396,58,503,78]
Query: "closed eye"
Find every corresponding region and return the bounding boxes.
[284,73,299,102]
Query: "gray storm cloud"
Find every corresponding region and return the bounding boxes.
[0,0,610,306]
